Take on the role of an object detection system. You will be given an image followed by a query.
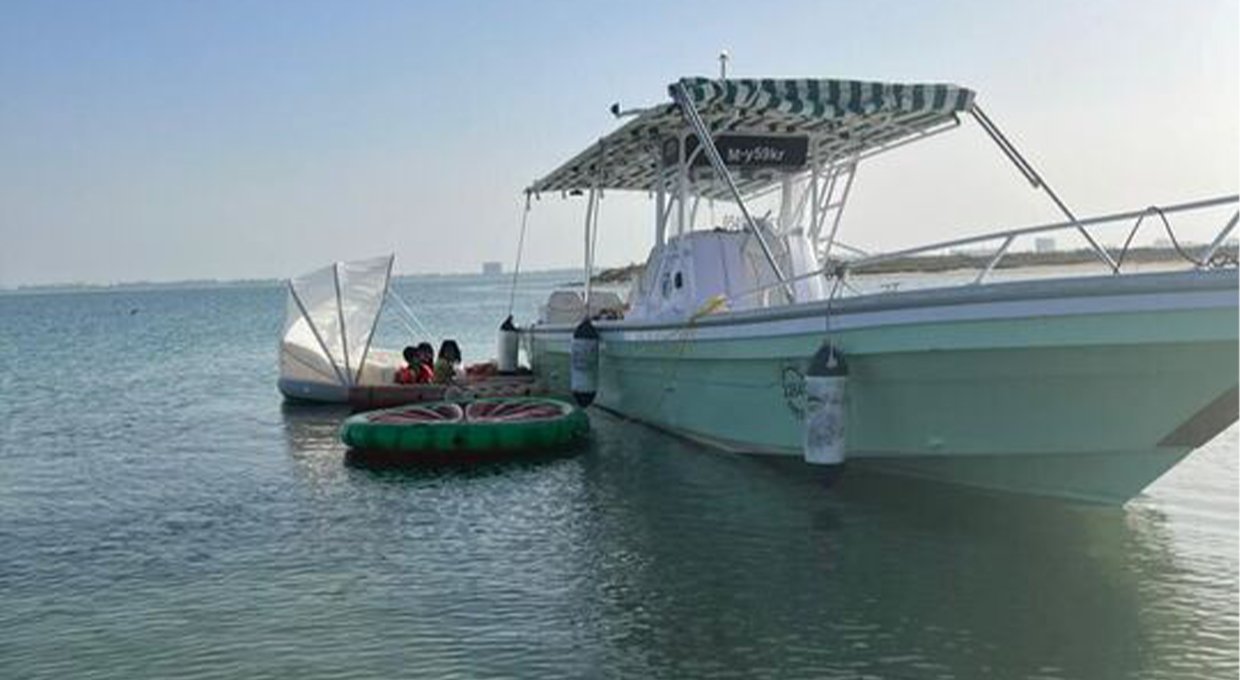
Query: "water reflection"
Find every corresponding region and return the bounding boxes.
[275,405,1223,679]
[279,402,351,454]
[571,426,1145,678]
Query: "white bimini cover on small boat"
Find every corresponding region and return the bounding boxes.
[279,255,399,402]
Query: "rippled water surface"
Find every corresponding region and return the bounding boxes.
[1,274,1236,679]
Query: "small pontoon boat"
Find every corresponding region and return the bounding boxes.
[277,255,536,408]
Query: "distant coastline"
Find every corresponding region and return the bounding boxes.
[0,278,284,296]
[7,247,1235,295]
[0,267,584,296]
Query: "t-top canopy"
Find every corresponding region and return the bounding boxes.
[528,77,975,199]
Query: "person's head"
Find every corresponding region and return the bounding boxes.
[402,346,418,366]
[415,342,434,364]
[438,339,462,364]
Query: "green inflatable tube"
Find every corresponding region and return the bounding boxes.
[340,397,589,456]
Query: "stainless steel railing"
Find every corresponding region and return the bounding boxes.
[731,194,1239,305]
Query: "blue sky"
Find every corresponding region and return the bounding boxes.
[1,0,1236,286]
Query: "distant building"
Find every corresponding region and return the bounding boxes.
[1034,237,1057,253]
[482,261,503,276]
[1153,237,1173,249]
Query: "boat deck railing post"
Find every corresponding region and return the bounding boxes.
[973,234,1017,285]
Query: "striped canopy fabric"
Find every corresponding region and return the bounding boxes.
[528,77,975,199]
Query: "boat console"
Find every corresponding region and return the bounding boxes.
[626,224,827,323]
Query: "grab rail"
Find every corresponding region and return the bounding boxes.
[838,195,1236,275]
[728,194,1239,305]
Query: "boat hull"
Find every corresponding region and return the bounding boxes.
[278,375,540,410]
[526,271,1239,504]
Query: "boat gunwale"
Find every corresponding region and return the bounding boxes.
[526,268,1238,336]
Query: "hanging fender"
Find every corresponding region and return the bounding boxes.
[497,315,520,374]
[803,341,847,482]
[570,319,600,406]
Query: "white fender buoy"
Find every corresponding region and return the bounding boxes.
[497,315,520,374]
[571,318,600,406]
[804,342,847,480]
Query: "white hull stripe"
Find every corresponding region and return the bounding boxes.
[534,289,1234,344]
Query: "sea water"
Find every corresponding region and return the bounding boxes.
[1,273,1236,679]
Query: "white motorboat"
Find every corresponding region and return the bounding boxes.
[511,76,1237,504]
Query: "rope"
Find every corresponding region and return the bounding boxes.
[506,193,533,318]
[386,287,435,339]
[1115,205,1207,270]
[387,302,423,339]
[1210,251,1239,268]
[653,295,729,413]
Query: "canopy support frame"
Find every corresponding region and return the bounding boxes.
[582,184,599,314]
[352,254,395,385]
[332,262,352,386]
[671,82,794,302]
[655,151,668,246]
[286,280,349,387]
[970,104,1119,273]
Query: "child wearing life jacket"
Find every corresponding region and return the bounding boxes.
[394,345,435,384]
[394,346,419,384]
[414,343,436,383]
[434,339,462,384]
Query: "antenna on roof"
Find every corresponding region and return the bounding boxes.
[609,102,644,119]
[719,50,729,79]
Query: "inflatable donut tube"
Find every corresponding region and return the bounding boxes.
[340,397,589,455]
